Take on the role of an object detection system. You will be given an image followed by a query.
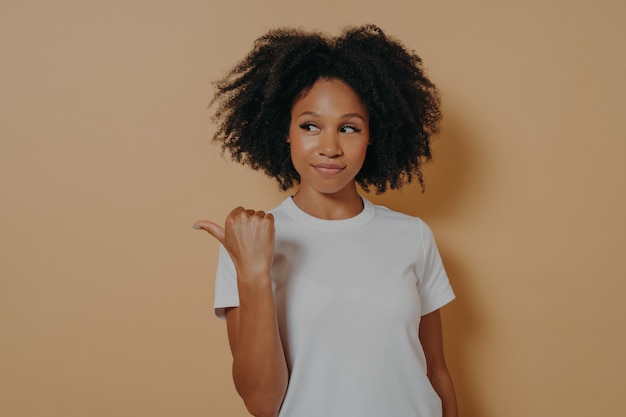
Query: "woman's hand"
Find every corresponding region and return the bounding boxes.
[194,207,287,417]
[194,207,275,279]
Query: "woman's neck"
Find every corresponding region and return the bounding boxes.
[291,185,364,220]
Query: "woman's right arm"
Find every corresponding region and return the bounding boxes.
[194,208,288,417]
[225,275,288,417]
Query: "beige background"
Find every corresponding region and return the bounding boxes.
[1,0,625,416]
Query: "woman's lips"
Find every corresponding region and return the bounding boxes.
[312,163,345,175]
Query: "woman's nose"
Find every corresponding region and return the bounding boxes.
[318,131,342,158]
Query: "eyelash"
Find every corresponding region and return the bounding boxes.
[341,125,361,133]
[299,123,318,132]
[298,123,361,133]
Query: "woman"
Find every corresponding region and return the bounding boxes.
[194,25,458,417]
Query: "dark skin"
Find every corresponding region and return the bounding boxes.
[195,78,457,417]
[420,309,459,417]
[196,207,287,417]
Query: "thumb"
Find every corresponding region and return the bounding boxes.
[193,220,225,244]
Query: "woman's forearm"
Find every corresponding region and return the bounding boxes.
[230,274,288,417]
[429,367,458,417]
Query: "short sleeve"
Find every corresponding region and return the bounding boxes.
[416,222,455,315]
[213,244,240,319]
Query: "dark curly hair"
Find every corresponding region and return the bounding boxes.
[210,24,441,193]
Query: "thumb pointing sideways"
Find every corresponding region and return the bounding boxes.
[193,220,225,245]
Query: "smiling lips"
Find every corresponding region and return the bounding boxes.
[312,163,345,175]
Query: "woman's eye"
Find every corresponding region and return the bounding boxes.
[299,123,319,132]
[340,125,361,133]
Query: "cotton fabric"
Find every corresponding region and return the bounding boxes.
[214,196,455,417]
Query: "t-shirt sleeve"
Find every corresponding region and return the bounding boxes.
[416,222,456,315]
[214,244,240,319]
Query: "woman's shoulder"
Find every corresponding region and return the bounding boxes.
[368,199,429,228]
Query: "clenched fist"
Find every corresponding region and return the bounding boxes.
[194,207,275,279]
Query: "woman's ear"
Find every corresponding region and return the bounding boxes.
[286,135,290,143]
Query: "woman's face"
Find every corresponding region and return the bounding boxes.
[287,78,370,197]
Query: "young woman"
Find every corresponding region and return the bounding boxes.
[194,25,458,417]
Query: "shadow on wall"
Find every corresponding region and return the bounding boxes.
[367,110,488,417]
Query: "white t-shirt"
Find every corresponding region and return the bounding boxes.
[214,196,455,417]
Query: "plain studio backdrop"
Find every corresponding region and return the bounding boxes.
[1,1,624,416]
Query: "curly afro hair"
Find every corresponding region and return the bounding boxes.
[210,24,442,193]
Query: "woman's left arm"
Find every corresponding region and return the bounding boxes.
[419,309,459,417]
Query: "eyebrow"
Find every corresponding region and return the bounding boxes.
[297,111,366,121]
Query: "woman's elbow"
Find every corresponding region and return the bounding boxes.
[236,381,286,417]
[242,397,282,417]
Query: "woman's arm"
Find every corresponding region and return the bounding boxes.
[224,278,288,417]
[195,208,288,417]
[419,309,458,417]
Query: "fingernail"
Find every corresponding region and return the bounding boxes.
[192,225,202,230]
